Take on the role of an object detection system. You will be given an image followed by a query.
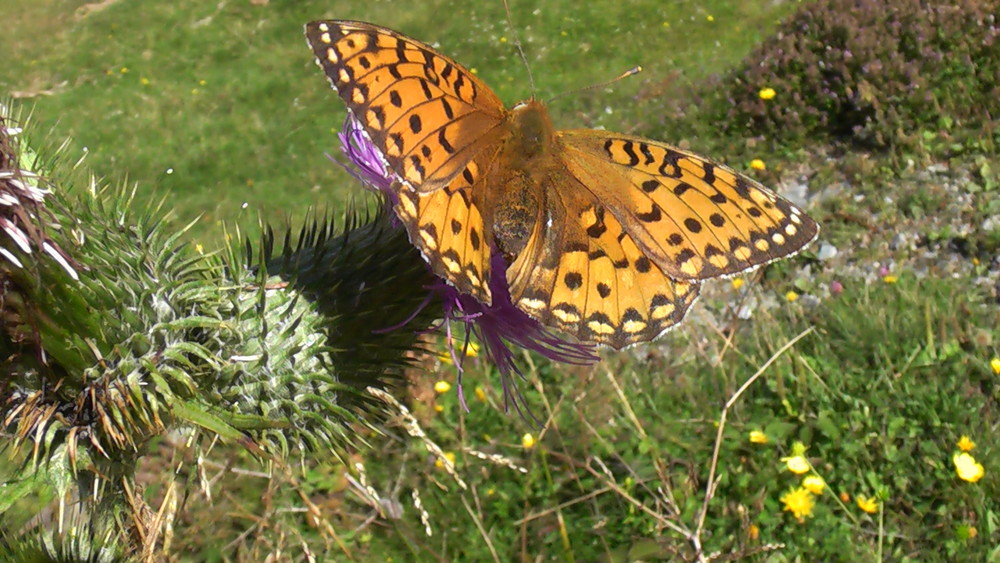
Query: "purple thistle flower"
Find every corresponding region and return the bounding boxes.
[336,112,598,413]
[336,113,395,204]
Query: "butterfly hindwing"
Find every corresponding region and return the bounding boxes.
[559,131,819,281]
[306,20,507,192]
[395,155,497,305]
[504,173,701,349]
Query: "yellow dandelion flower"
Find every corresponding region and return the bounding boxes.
[957,435,975,452]
[780,487,815,522]
[802,475,826,495]
[434,380,452,394]
[199,79,207,86]
[953,452,984,483]
[747,523,759,540]
[120,66,129,74]
[991,357,1000,375]
[750,159,766,171]
[486,487,496,496]
[470,68,478,74]
[560,30,568,36]
[856,495,878,514]
[521,433,536,449]
[731,278,745,290]
[140,77,150,85]
[474,386,487,402]
[882,275,898,283]
[434,452,456,469]
[499,36,507,43]
[758,87,776,100]
[434,404,444,413]
[749,430,768,444]
[785,290,799,302]
[706,15,715,22]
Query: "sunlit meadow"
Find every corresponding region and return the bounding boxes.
[2,0,997,560]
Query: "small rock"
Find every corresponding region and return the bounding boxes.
[817,243,838,261]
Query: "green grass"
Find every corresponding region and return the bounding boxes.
[4,0,999,560]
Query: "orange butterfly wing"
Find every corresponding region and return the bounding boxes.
[558,132,819,280]
[305,20,506,192]
[503,171,701,348]
[306,20,509,304]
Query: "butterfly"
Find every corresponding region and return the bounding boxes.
[305,20,819,349]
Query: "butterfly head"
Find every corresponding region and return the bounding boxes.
[508,99,556,161]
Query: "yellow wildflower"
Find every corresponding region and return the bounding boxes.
[434,380,451,394]
[785,290,799,302]
[839,491,851,503]
[140,77,150,85]
[434,404,444,413]
[747,524,759,540]
[434,452,456,469]
[783,455,809,474]
[957,435,975,452]
[991,357,1000,375]
[781,442,810,474]
[731,278,745,290]
[758,87,776,100]
[856,495,878,514]
[521,433,536,449]
[439,341,480,364]
[780,487,815,522]
[749,430,768,444]
[802,475,825,495]
[953,453,984,483]
[749,159,766,171]
[882,275,898,283]
[120,66,129,74]
[706,15,715,22]
[474,386,487,402]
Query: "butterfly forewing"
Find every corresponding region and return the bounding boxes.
[305,20,507,192]
[559,131,819,281]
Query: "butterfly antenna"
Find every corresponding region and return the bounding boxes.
[548,66,643,104]
[501,0,537,98]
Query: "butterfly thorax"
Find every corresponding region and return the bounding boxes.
[490,100,559,264]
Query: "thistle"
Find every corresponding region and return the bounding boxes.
[0,106,441,557]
